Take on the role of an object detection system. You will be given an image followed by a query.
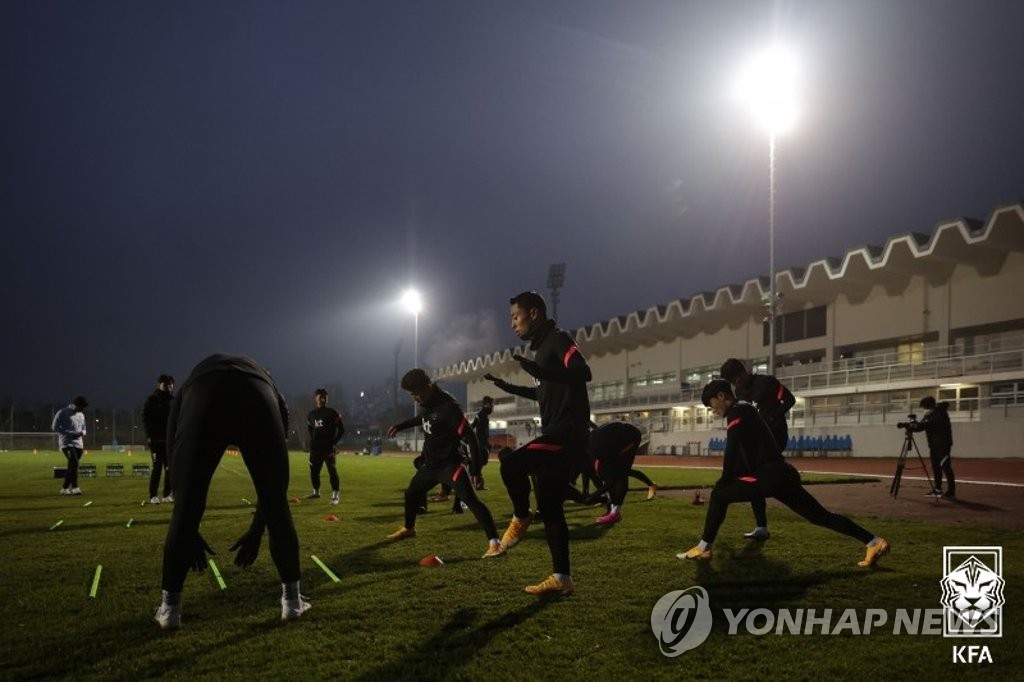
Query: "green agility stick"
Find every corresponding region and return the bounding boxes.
[241,497,252,505]
[83,500,93,507]
[126,518,134,528]
[311,555,340,583]
[208,559,227,590]
[89,565,103,598]
[49,519,64,531]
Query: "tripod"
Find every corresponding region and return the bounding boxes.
[890,427,933,498]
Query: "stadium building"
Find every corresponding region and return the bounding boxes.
[437,202,1024,459]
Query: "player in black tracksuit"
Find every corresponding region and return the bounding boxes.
[306,388,345,504]
[582,421,644,525]
[472,396,493,490]
[721,358,797,540]
[679,380,889,568]
[485,290,592,596]
[911,396,956,498]
[386,369,503,557]
[153,354,308,629]
[143,374,175,502]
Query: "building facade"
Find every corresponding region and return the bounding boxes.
[437,203,1024,458]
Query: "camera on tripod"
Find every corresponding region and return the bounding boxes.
[896,413,918,430]
[890,413,933,498]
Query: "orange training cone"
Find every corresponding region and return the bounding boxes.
[418,554,444,567]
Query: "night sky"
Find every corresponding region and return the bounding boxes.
[3,1,1023,408]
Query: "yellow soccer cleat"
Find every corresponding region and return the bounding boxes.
[858,538,890,567]
[387,526,416,541]
[481,543,507,559]
[500,514,532,550]
[524,574,575,596]
[646,484,658,501]
[676,545,713,561]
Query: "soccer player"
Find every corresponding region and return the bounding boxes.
[472,395,494,490]
[52,396,88,495]
[679,380,889,567]
[153,354,308,630]
[720,358,797,541]
[143,374,175,504]
[484,290,593,596]
[583,421,652,526]
[306,388,345,505]
[385,368,504,558]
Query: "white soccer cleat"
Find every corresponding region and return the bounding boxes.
[71,487,83,495]
[150,496,161,504]
[281,596,312,621]
[154,604,181,630]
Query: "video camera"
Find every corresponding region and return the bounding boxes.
[896,413,918,430]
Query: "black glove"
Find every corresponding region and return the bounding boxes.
[191,533,215,572]
[229,525,264,567]
[483,373,499,382]
[413,455,425,470]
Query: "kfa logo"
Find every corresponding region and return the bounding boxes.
[421,417,434,435]
[313,419,324,428]
[942,546,1003,664]
[650,586,713,657]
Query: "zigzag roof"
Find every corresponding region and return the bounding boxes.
[436,202,1024,381]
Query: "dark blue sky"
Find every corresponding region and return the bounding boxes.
[3,0,1023,407]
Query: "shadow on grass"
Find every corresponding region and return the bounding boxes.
[352,603,547,682]
[689,541,885,617]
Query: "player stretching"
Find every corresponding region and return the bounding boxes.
[679,380,889,568]
[386,369,503,559]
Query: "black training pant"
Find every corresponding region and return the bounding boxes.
[500,433,583,575]
[701,461,873,545]
[161,371,299,592]
[403,463,497,539]
[309,451,340,492]
[149,441,171,498]
[930,446,955,494]
[61,447,83,489]
[595,451,637,507]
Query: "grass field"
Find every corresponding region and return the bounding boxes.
[1,451,1020,681]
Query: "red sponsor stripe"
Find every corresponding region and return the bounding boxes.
[563,345,578,367]
[527,442,562,452]
[617,441,636,456]
[777,385,785,401]
[737,476,758,483]
[456,417,467,436]
[727,418,742,429]
[594,460,601,474]
[452,466,465,483]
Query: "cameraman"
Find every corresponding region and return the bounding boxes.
[910,396,956,499]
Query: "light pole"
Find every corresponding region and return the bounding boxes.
[401,289,423,368]
[736,45,801,374]
[400,288,423,450]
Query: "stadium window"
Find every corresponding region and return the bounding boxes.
[763,305,827,346]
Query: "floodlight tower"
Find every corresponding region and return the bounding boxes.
[547,263,566,323]
[736,45,801,373]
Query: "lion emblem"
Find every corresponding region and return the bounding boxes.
[940,556,1005,629]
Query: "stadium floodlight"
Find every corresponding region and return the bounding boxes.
[735,44,802,373]
[400,289,423,367]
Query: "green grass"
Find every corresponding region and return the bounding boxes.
[1,451,1020,681]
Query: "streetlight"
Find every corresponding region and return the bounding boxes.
[736,44,801,373]
[400,288,423,367]
[400,288,423,450]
